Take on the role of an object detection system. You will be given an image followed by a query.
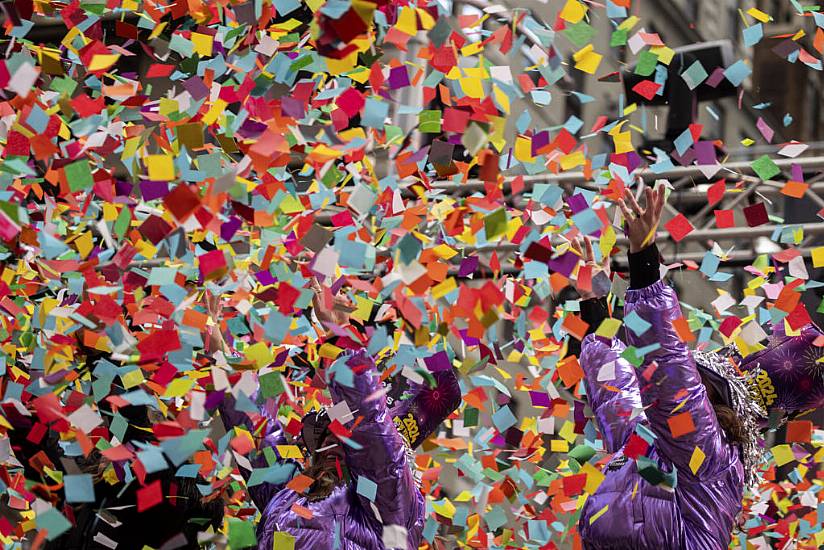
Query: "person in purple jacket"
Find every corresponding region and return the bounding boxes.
[209,282,461,550]
[569,186,761,549]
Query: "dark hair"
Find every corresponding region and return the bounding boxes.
[700,371,747,445]
[302,458,344,501]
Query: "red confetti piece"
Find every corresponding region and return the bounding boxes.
[664,214,694,242]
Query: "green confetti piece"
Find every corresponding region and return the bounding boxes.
[65,160,94,192]
[751,154,781,180]
[419,109,442,133]
[563,21,596,48]
[463,407,479,427]
[634,50,659,77]
[484,208,508,240]
[259,371,285,399]
[568,444,596,464]
[228,518,257,548]
[114,205,131,238]
[620,346,644,367]
[610,29,628,47]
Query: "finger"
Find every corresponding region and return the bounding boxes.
[655,186,666,220]
[616,198,634,221]
[643,187,654,217]
[569,237,583,256]
[625,188,644,216]
[583,236,595,264]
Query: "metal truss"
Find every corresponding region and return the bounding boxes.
[127,156,824,282]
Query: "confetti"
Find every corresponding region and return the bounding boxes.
[0,0,818,548]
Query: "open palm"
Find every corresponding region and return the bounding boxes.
[617,186,665,253]
[570,236,611,300]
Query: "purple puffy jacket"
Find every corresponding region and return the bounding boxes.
[577,280,744,550]
[220,349,425,550]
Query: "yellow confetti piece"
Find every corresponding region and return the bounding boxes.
[595,318,622,339]
[159,98,179,117]
[202,99,228,125]
[617,15,639,31]
[771,444,795,467]
[649,45,675,65]
[432,277,457,299]
[461,42,484,56]
[612,131,633,154]
[345,66,370,84]
[559,421,576,443]
[192,32,214,57]
[319,343,343,359]
[245,341,274,368]
[120,368,145,389]
[589,504,609,524]
[272,532,295,550]
[148,20,168,41]
[324,48,358,75]
[572,44,602,74]
[560,150,585,170]
[689,446,706,475]
[310,143,345,159]
[338,127,367,142]
[514,136,535,162]
[459,77,484,99]
[581,462,605,493]
[432,244,458,260]
[163,377,194,398]
[73,231,93,259]
[560,0,586,23]
[494,365,511,380]
[432,498,456,519]
[275,445,304,459]
[492,85,511,114]
[746,7,771,23]
[146,154,175,180]
[351,295,373,322]
[278,194,305,214]
[396,6,418,36]
[135,239,158,259]
[88,54,120,72]
[811,246,824,268]
[416,7,436,30]
[454,491,474,502]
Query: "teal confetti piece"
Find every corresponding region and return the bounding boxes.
[356,476,378,501]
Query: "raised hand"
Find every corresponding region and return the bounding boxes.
[310,277,354,329]
[570,235,611,300]
[616,185,665,253]
[203,290,229,355]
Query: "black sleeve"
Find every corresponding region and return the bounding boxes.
[628,243,662,290]
[567,296,609,359]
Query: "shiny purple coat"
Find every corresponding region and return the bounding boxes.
[220,349,425,550]
[578,280,744,550]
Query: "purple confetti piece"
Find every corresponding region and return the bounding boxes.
[458,256,479,277]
